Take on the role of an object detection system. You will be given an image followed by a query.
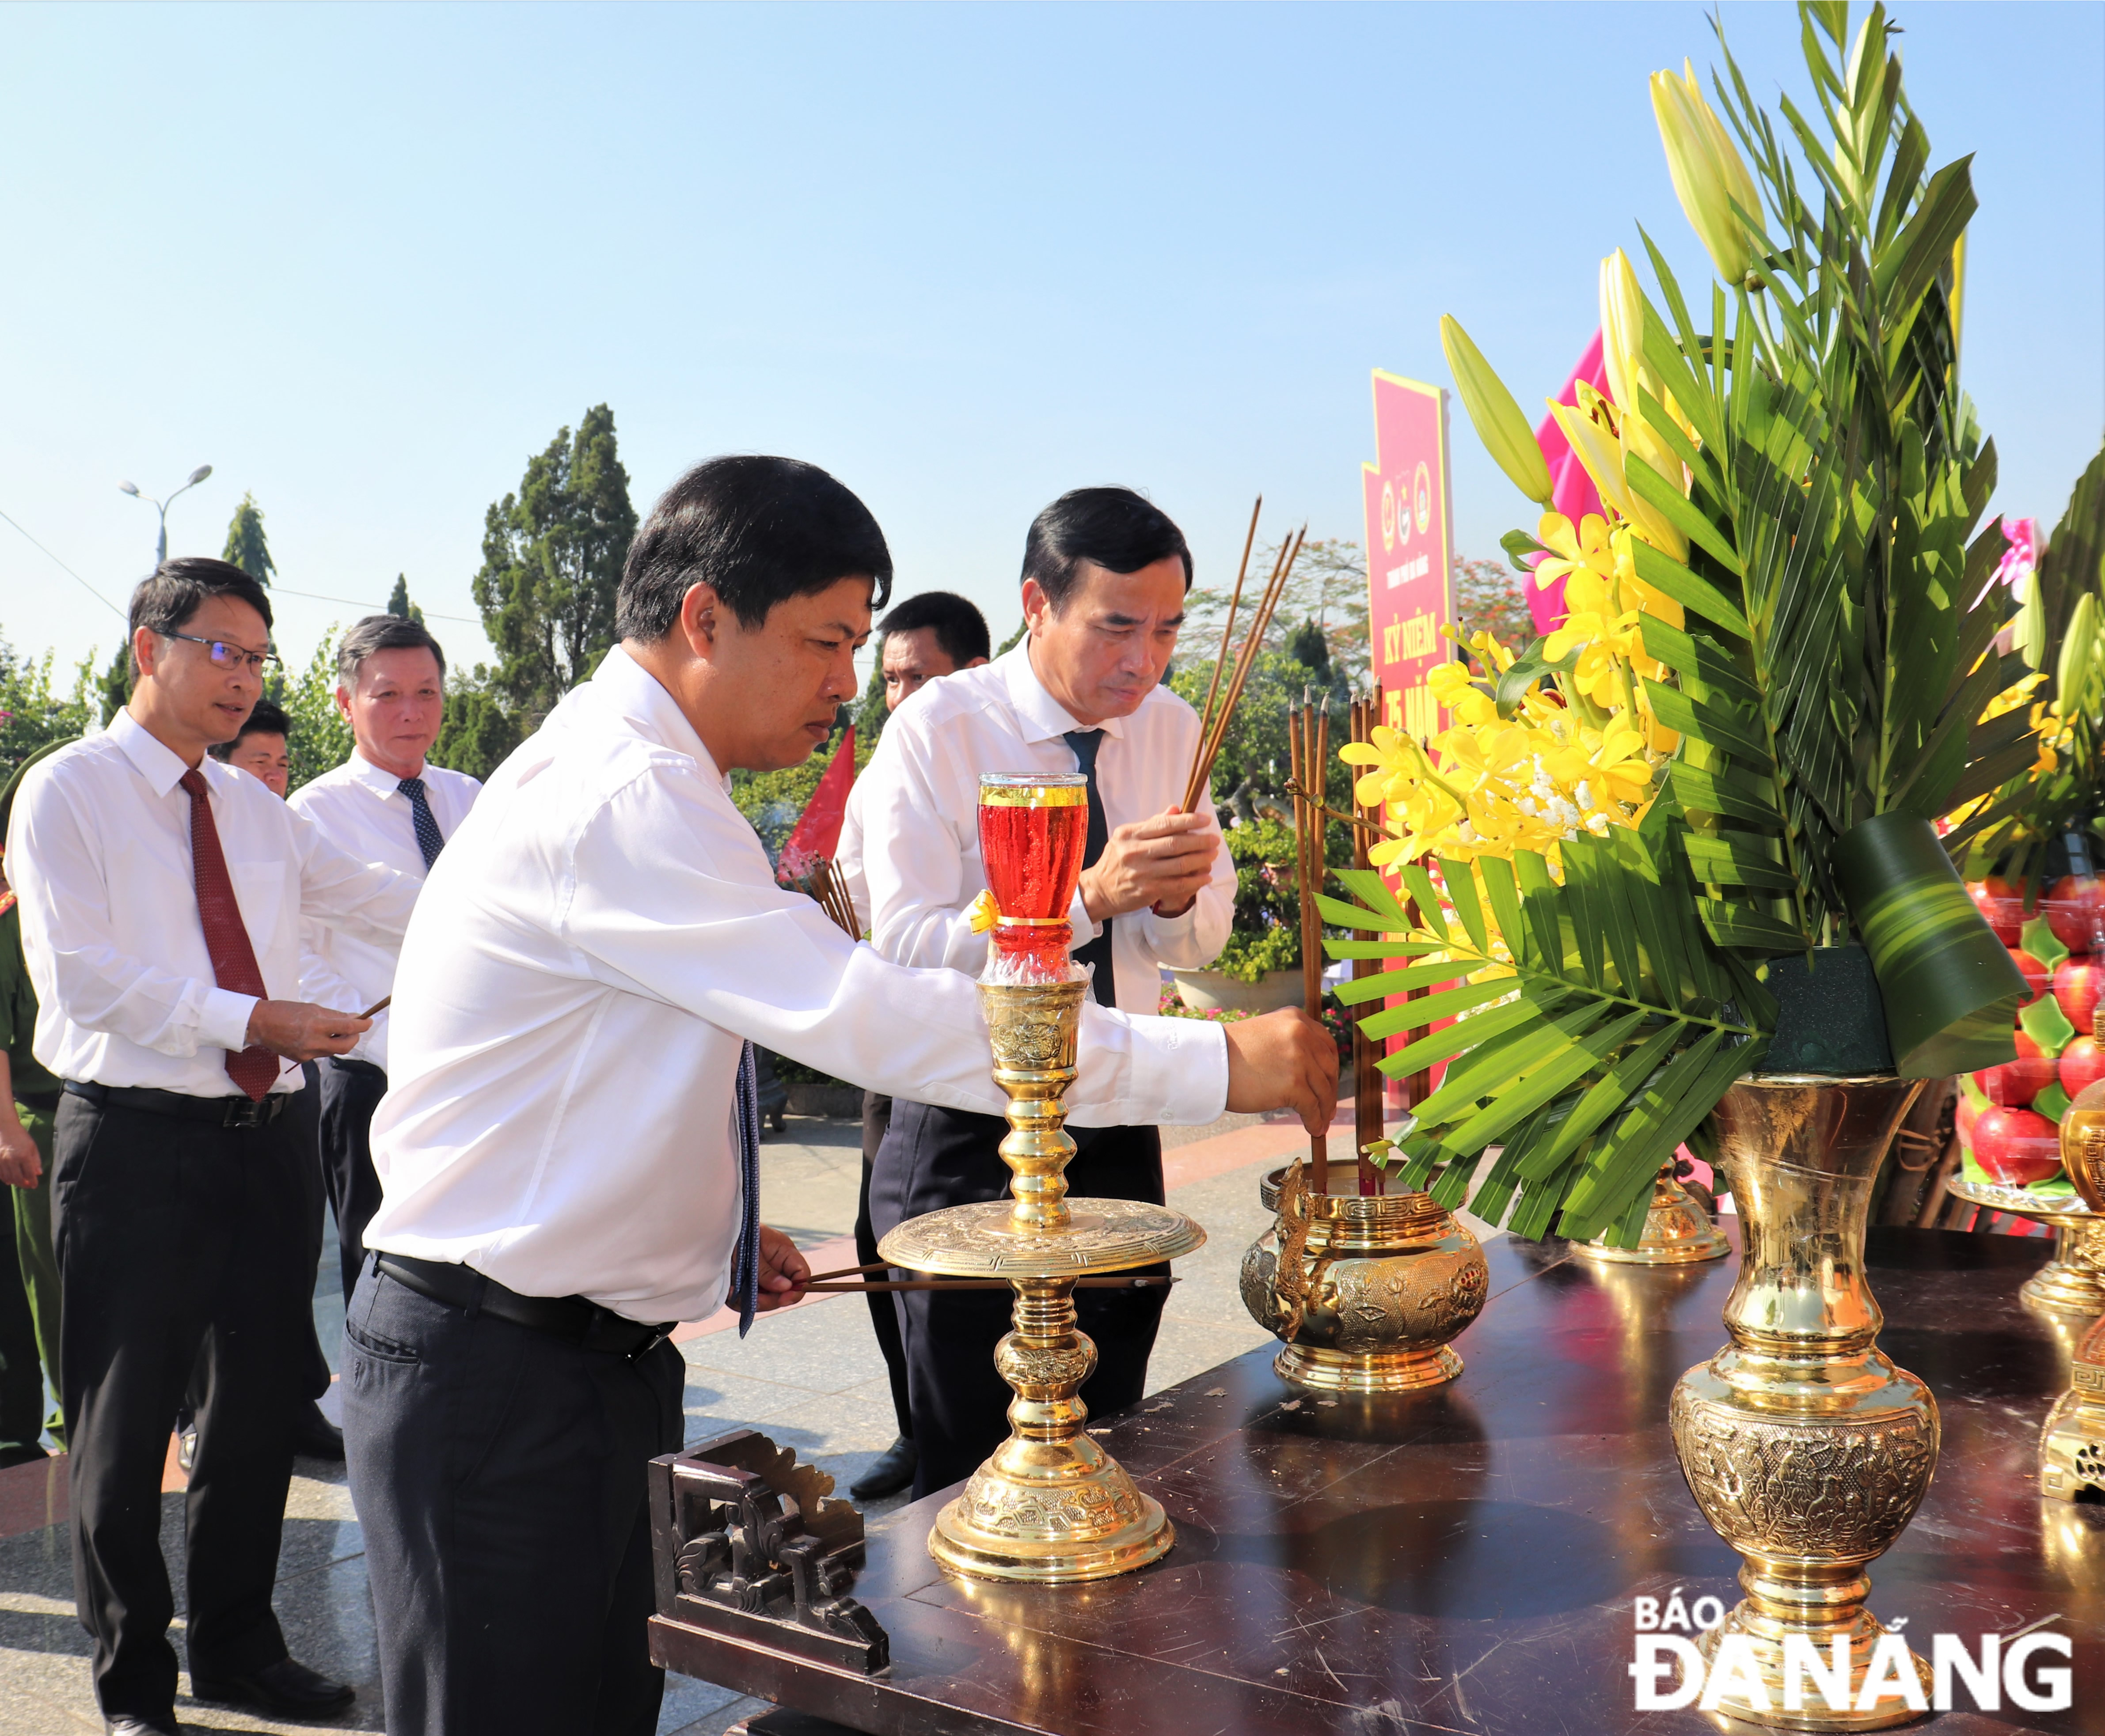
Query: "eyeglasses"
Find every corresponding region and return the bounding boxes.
[163,631,282,675]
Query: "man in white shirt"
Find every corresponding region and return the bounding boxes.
[346,456,1334,1736]
[848,486,1235,1499]
[289,614,480,1302]
[8,558,420,1736]
[836,590,989,1503]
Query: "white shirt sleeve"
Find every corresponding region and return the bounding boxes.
[291,806,422,950]
[12,762,257,1058]
[1131,786,1236,969]
[858,722,994,976]
[565,766,1226,1128]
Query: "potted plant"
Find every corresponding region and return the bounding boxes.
[1328,6,2033,1720]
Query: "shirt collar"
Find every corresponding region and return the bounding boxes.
[999,641,1127,745]
[107,708,196,798]
[348,749,417,798]
[587,645,722,778]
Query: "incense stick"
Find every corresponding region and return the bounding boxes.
[1181,526,1306,813]
[1350,693,1383,1197]
[359,996,391,1020]
[1292,692,1330,1196]
[1189,496,1262,788]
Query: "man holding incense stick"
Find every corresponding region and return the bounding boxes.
[855,485,1242,1500]
[346,458,1334,1736]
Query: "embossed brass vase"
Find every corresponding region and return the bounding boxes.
[1239,1166,1487,1392]
[1669,1075,1937,1731]
[1573,1162,1729,1266]
[878,977,1205,1584]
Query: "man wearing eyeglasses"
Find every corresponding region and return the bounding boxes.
[6,557,421,1736]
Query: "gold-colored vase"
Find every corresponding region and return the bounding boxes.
[1668,1075,1937,1731]
[2040,1313,2105,1501]
[1239,1166,1487,1392]
[877,978,1204,1584]
[1573,1162,1729,1266]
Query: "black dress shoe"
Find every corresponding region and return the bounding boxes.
[293,1401,346,1461]
[105,1717,180,1736]
[0,1442,48,1470]
[849,1435,917,1501]
[190,1655,355,1718]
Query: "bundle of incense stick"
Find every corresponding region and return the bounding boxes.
[1181,519,1308,815]
[809,857,860,937]
[1288,689,1330,1195]
[1349,693,1384,1198]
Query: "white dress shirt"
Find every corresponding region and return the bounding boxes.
[7,710,421,1097]
[838,641,1235,1013]
[364,645,1226,1325]
[290,749,481,1072]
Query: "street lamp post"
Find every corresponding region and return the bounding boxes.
[118,464,214,565]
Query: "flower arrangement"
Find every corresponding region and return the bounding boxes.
[1326,1,2033,1247]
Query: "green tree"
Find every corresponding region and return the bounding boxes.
[279,631,355,793]
[96,644,130,725]
[221,494,276,586]
[0,632,95,777]
[852,656,888,742]
[385,574,426,625]
[473,404,636,726]
[1177,536,1369,687]
[429,670,526,785]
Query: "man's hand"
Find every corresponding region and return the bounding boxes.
[244,1000,373,1064]
[751,1224,811,1313]
[1078,809,1220,924]
[0,1117,40,1189]
[1222,1007,1339,1135]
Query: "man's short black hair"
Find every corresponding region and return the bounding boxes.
[617,456,893,640]
[1021,487,1192,611]
[207,697,291,760]
[337,614,447,687]
[878,590,991,667]
[129,557,274,677]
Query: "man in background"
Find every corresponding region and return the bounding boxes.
[856,487,1236,1500]
[0,740,71,1470]
[209,697,292,796]
[290,615,479,1303]
[834,589,988,1501]
[9,557,420,1734]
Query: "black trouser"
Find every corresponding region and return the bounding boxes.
[53,1092,309,1721]
[318,1056,388,1305]
[342,1262,685,1736]
[855,1091,912,1441]
[869,1101,1168,1500]
[0,1164,42,1459]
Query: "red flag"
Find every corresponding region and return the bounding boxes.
[776,726,856,884]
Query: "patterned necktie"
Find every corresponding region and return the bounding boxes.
[178,769,278,1101]
[732,1041,763,1336]
[399,776,445,871]
[1062,728,1115,1008]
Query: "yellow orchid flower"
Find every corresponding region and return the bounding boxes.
[968,889,1001,933]
[1533,512,1618,594]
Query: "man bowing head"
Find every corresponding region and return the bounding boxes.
[347,458,1336,1736]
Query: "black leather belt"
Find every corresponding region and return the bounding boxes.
[374,1252,676,1361]
[62,1078,286,1129]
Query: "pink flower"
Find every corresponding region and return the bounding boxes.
[1994,516,2038,589]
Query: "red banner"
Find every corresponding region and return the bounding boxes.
[777,726,856,883]
[1361,371,1454,747]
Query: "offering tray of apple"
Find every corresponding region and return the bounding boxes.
[1959,870,2104,1315]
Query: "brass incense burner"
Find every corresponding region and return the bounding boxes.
[877,775,1204,1584]
[1239,1164,1487,1392]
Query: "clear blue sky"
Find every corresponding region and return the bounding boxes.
[3,1,2099,686]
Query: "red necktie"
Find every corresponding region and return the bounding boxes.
[179,769,278,1101]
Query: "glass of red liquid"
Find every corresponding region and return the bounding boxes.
[978,773,1088,983]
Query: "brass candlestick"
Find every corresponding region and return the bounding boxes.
[1573,1162,1729,1266]
[880,772,1205,1585]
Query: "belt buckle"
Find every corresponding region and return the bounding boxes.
[626,1326,672,1363]
[223,1095,271,1129]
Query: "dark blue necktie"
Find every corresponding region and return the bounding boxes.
[731,1041,762,1335]
[1062,728,1114,1008]
[398,776,445,871]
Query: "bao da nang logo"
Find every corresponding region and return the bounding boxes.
[1627,1589,2073,1715]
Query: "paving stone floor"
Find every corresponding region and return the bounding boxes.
[0,1101,1407,1736]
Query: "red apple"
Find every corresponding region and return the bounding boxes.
[1970,877,2026,945]
[2011,948,2050,1008]
[2053,955,2103,1034]
[1971,1105,2063,1186]
[2062,1035,2105,1099]
[2044,874,2105,955]
[1977,1030,2056,1107]
[1956,1090,1981,1150]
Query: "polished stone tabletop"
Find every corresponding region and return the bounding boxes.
[654,1224,2104,1736]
